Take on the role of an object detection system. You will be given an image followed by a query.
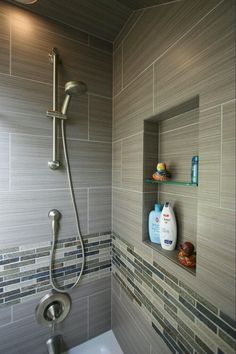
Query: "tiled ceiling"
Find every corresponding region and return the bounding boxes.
[8,0,177,42]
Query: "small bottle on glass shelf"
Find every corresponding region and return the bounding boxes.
[191,156,199,184]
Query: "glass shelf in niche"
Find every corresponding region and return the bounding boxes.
[145,179,198,187]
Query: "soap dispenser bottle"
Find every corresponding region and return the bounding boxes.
[160,202,177,251]
[148,204,162,244]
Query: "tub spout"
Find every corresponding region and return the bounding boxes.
[46,335,64,354]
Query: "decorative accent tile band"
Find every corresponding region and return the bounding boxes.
[0,233,111,308]
[112,233,236,354]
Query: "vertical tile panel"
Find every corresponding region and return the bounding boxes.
[113,67,153,140]
[198,107,221,206]
[123,0,220,86]
[221,101,235,210]
[112,141,122,188]
[113,188,143,244]
[122,133,143,191]
[0,133,9,191]
[113,45,122,95]
[0,75,51,136]
[0,13,10,74]
[89,95,112,142]
[89,289,111,338]
[112,290,151,354]
[197,204,236,316]
[89,188,111,234]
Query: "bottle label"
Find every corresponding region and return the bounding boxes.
[164,240,173,245]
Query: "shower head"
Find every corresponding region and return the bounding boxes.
[61,80,87,115]
[65,81,87,96]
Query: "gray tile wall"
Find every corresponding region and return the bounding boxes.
[112,0,235,352]
[0,1,112,352]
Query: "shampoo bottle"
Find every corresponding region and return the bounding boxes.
[148,204,162,244]
[160,202,177,251]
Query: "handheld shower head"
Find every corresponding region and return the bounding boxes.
[61,81,87,115]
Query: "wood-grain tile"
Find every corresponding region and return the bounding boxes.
[0,313,49,354]
[113,67,153,140]
[59,93,88,140]
[0,1,89,45]
[122,133,143,191]
[198,107,221,206]
[89,289,111,338]
[0,307,11,327]
[11,19,112,97]
[11,135,111,190]
[112,290,151,354]
[197,204,236,316]
[112,284,172,354]
[58,296,88,350]
[0,74,51,136]
[0,13,10,74]
[114,9,144,50]
[113,45,122,95]
[89,35,113,54]
[0,189,88,247]
[0,132,9,192]
[221,101,235,210]
[112,188,143,243]
[154,0,235,113]
[159,116,198,185]
[89,188,111,234]
[123,0,220,86]
[158,193,197,247]
[112,141,122,188]
[159,108,199,133]
[17,0,131,42]
[89,95,112,142]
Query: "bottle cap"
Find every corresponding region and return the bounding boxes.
[155,204,162,212]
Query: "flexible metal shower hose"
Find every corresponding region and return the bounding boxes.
[49,119,85,293]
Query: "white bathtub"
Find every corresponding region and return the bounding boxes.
[64,330,124,354]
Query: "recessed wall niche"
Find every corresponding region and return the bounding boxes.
[143,96,199,274]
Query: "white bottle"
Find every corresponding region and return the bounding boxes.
[160,202,177,251]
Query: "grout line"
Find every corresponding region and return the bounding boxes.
[113,130,143,144]
[138,0,184,11]
[121,44,124,89]
[113,186,143,194]
[113,0,224,99]
[158,191,198,199]
[87,188,90,236]
[9,131,111,144]
[200,98,236,112]
[120,140,123,188]
[87,296,90,340]
[8,133,11,193]
[0,72,112,100]
[88,92,112,100]
[113,9,145,53]
[219,104,223,208]
[88,94,90,141]
[152,64,155,113]
[160,122,199,135]
[9,18,12,76]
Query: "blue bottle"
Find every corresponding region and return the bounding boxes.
[149,204,162,244]
[191,156,199,184]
